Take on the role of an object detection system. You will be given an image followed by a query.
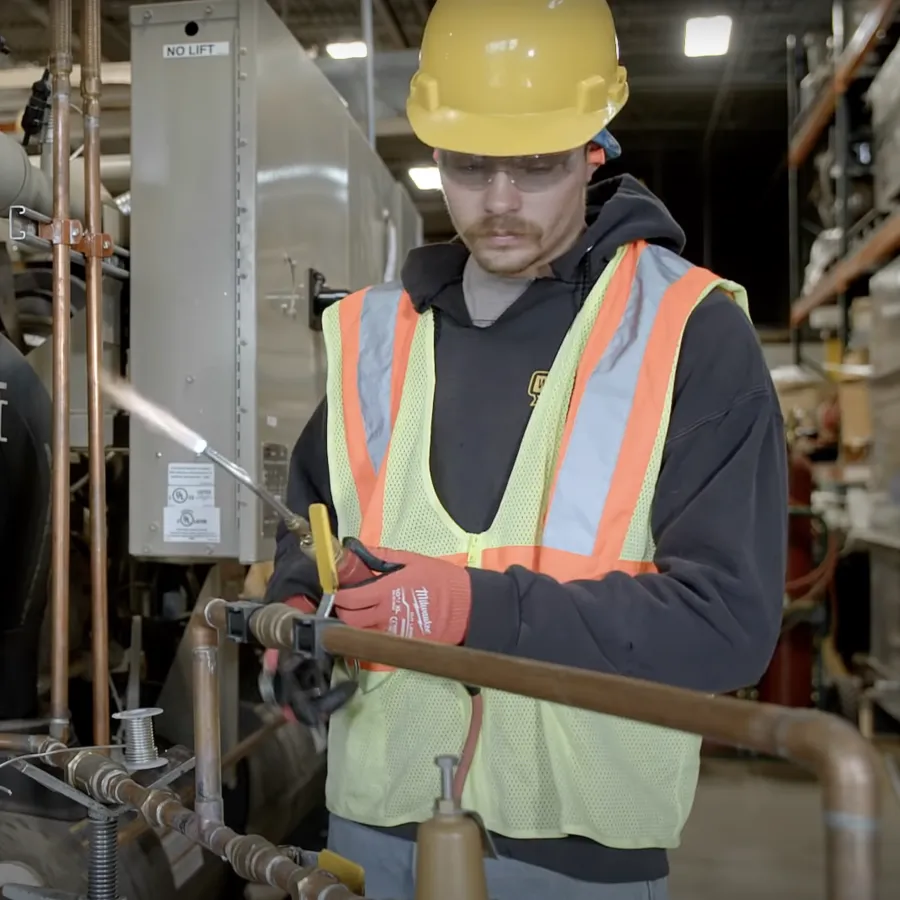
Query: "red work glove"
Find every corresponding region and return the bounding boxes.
[333,548,472,645]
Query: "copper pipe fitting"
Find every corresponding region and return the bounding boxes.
[62,749,362,899]
[190,613,223,823]
[0,734,67,755]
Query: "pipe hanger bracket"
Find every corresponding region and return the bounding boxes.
[38,218,83,246]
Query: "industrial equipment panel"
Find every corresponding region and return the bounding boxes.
[128,0,421,562]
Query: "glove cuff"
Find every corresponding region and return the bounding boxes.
[445,568,473,646]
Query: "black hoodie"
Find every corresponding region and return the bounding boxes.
[267,175,788,884]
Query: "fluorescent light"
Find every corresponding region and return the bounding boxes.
[684,15,733,58]
[325,41,367,60]
[408,166,442,191]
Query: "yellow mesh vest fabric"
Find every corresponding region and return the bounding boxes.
[321,252,751,849]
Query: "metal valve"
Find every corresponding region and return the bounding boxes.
[435,755,459,806]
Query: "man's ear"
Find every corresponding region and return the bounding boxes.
[586,145,605,181]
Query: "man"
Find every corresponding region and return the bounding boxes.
[265,1,787,897]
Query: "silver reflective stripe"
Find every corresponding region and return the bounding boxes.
[357,282,405,474]
[543,245,694,555]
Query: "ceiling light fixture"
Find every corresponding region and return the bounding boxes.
[408,166,442,191]
[684,15,733,58]
[325,40,368,60]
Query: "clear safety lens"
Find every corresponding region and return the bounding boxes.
[436,149,582,192]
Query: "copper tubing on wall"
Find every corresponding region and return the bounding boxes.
[80,0,111,748]
[0,734,63,754]
[48,0,74,744]
[212,602,881,900]
[190,614,224,823]
[63,749,363,900]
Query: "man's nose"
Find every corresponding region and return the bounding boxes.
[482,172,521,215]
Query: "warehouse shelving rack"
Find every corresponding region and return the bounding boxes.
[786,0,900,364]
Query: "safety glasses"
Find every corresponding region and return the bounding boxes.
[436,148,583,192]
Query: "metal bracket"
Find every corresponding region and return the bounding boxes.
[9,761,111,818]
[6,205,129,282]
[462,809,499,860]
[37,218,84,247]
[292,613,342,662]
[223,600,267,643]
[10,751,195,820]
[73,231,114,259]
[7,206,30,243]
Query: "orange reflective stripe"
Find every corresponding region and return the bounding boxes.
[594,264,722,569]
[338,290,374,508]
[481,546,657,581]
[546,241,645,521]
[339,287,419,527]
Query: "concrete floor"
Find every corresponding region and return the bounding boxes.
[669,756,900,899]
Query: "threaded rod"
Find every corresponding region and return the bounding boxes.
[88,810,118,900]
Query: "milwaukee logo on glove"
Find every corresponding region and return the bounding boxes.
[389,586,434,637]
[333,547,472,646]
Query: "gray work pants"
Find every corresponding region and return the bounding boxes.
[327,815,670,900]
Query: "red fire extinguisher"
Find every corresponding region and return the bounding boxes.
[757,455,816,708]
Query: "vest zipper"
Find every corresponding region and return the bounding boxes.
[466,533,483,568]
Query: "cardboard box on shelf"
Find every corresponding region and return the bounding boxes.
[771,366,834,419]
[838,377,872,451]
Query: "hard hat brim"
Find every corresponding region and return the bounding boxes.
[409,102,621,158]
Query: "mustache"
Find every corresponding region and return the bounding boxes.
[464,216,542,240]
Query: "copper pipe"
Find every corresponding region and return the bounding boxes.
[0,734,61,754]
[80,0,110,748]
[190,614,223,822]
[215,601,881,900]
[63,749,363,899]
[48,0,74,744]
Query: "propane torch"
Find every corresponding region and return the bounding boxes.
[100,373,378,585]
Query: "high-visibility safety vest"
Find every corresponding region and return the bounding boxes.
[320,240,750,848]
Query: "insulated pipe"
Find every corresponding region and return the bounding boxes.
[0,131,56,215]
[190,614,223,823]
[48,0,74,744]
[0,131,95,223]
[81,0,111,749]
[211,601,882,900]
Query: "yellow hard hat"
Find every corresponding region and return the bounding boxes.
[407,0,629,157]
